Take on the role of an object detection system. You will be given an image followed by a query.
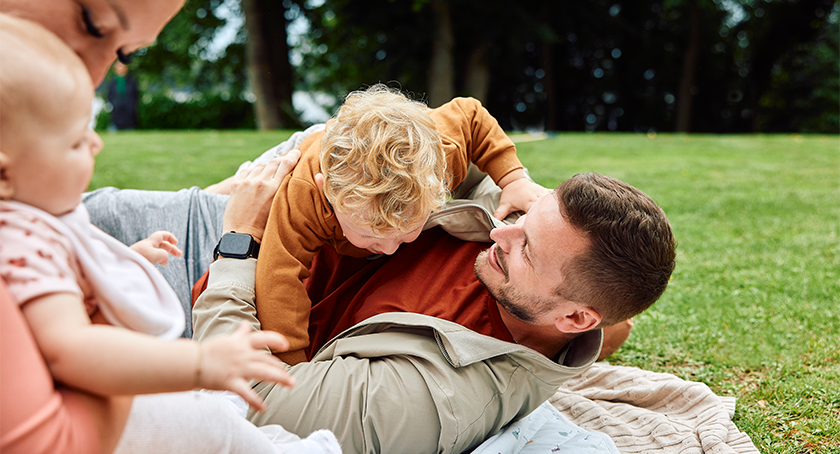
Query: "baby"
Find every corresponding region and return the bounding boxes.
[249,84,549,364]
[0,14,339,453]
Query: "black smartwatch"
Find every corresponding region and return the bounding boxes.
[213,232,260,260]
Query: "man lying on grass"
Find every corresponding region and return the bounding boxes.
[193,172,677,453]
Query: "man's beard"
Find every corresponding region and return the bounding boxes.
[474,249,553,324]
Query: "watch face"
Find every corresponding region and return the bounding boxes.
[219,233,253,259]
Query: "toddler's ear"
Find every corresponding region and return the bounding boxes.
[0,152,13,201]
[314,173,325,191]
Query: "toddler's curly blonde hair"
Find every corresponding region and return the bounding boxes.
[320,84,448,233]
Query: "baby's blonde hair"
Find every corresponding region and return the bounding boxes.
[0,14,90,139]
[320,84,448,233]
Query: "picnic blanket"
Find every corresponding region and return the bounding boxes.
[471,401,621,453]
[549,363,760,454]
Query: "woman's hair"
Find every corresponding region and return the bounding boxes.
[319,84,448,233]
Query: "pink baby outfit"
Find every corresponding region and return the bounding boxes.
[0,200,184,337]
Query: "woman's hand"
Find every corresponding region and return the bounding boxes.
[197,322,295,412]
[223,150,301,242]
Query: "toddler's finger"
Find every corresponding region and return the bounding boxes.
[493,204,514,220]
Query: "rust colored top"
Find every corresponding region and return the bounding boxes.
[303,227,515,360]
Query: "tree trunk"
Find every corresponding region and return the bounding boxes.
[464,43,490,104]
[428,0,455,107]
[676,1,701,132]
[242,0,297,129]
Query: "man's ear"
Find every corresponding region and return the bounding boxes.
[0,151,14,201]
[554,302,601,333]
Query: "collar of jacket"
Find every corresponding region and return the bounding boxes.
[312,311,602,372]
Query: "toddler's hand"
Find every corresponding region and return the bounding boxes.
[198,322,295,412]
[494,179,551,220]
[130,231,183,265]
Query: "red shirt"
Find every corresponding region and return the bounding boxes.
[304,227,514,359]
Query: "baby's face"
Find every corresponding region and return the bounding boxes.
[5,72,102,216]
[334,209,428,255]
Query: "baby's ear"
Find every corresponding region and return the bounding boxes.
[0,152,13,201]
[314,173,325,190]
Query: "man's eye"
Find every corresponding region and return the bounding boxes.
[82,6,104,38]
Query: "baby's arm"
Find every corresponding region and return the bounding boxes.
[130,230,183,266]
[22,292,293,411]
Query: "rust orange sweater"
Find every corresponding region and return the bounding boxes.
[254,97,522,364]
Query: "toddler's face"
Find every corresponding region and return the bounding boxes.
[5,73,102,216]
[334,209,428,255]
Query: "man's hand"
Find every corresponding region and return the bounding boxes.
[198,322,295,412]
[223,150,301,242]
[494,177,551,220]
[130,231,183,265]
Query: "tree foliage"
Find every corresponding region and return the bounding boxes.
[294,0,837,133]
[106,0,255,129]
[122,0,838,132]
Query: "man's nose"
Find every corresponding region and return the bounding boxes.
[489,223,521,252]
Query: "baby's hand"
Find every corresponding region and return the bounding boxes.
[130,231,183,265]
[494,178,551,220]
[198,322,295,412]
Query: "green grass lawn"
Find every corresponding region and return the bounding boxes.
[91,130,840,453]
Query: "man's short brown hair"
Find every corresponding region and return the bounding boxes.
[555,173,677,326]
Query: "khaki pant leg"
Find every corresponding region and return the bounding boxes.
[248,355,441,454]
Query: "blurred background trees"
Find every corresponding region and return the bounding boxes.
[99,0,838,133]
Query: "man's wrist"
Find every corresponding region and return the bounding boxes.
[213,232,260,260]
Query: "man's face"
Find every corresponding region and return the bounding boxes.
[474,192,590,324]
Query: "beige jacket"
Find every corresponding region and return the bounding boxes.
[192,171,603,453]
